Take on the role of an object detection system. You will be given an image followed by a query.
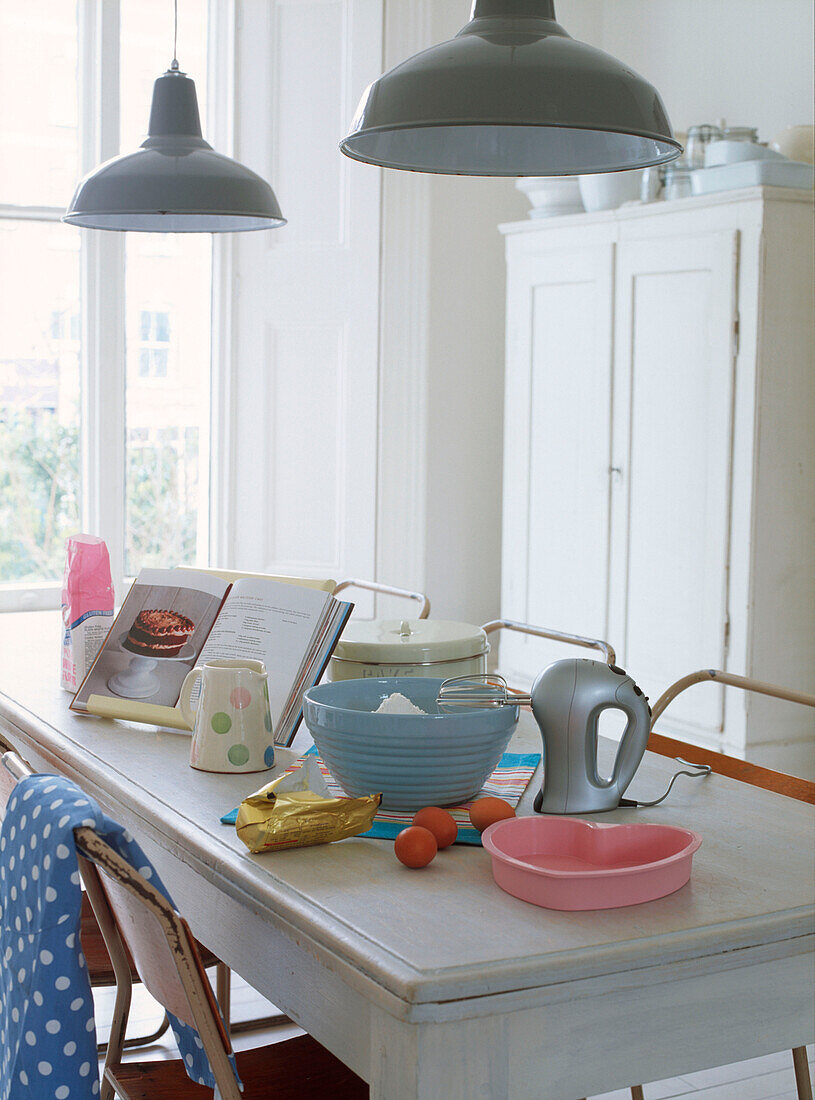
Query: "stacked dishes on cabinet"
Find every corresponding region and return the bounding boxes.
[692,123,814,195]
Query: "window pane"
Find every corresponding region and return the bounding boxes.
[0,221,81,582]
[125,234,211,574]
[120,0,208,154]
[155,312,170,343]
[0,2,79,207]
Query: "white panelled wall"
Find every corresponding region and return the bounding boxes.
[223,0,384,616]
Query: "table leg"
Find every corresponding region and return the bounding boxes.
[216,962,231,1025]
[793,1046,813,1100]
[370,1013,510,1100]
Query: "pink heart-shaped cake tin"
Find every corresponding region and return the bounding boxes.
[481,816,702,911]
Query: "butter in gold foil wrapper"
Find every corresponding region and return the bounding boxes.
[236,755,381,853]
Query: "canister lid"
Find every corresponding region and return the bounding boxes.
[333,619,489,664]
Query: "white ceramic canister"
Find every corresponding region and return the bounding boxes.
[328,619,489,681]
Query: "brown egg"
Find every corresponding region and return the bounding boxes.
[394,826,437,868]
[468,797,515,833]
[412,807,458,849]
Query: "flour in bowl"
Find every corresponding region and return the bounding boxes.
[374,692,427,715]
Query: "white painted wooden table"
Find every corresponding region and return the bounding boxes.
[2,613,813,1099]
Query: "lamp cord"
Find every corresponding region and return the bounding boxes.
[171,0,179,70]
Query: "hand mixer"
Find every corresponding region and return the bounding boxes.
[438,658,709,814]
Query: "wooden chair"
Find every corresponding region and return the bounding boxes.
[1,746,367,1098]
[634,670,815,1100]
[0,734,277,1053]
[77,830,368,1099]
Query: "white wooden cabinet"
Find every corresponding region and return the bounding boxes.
[499,188,815,777]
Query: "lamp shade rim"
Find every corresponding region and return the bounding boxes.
[63,145,285,230]
[61,210,287,231]
[341,120,682,177]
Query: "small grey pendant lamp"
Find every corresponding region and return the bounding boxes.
[340,0,682,176]
[64,2,285,231]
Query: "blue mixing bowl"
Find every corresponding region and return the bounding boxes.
[302,677,519,811]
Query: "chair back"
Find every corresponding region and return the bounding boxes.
[0,755,19,811]
[0,746,33,813]
[649,670,815,804]
[75,828,241,1099]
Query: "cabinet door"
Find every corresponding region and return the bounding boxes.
[501,244,614,683]
[609,231,739,740]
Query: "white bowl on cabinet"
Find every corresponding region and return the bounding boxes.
[578,169,643,212]
[516,177,584,218]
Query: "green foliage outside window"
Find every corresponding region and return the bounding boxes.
[126,430,199,573]
[0,412,79,582]
[0,411,199,583]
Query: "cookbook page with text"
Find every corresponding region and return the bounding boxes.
[196,577,332,732]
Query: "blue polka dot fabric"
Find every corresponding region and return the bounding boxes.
[0,774,241,1098]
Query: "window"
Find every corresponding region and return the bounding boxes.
[50,310,81,343]
[138,311,171,377]
[0,0,213,607]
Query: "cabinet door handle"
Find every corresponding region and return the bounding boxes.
[609,465,624,482]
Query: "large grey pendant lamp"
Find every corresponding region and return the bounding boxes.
[340,0,682,176]
[64,3,285,231]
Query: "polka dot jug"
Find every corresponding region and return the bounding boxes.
[179,658,275,774]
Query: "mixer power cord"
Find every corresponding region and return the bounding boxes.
[619,757,712,808]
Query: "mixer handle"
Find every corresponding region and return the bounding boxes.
[481,619,616,667]
[605,691,653,796]
[334,578,430,619]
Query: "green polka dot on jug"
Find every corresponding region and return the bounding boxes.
[228,743,250,766]
[211,712,231,735]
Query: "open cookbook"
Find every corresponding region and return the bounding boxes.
[70,567,353,747]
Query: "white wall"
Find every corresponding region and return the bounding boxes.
[376,0,527,626]
[422,174,527,624]
[560,0,815,141]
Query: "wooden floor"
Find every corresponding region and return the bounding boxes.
[95,976,814,1099]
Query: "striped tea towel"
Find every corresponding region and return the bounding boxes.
[221,747,541,846]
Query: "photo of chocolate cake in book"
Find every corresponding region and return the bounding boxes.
[124,609,195,657]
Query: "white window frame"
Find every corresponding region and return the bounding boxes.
[0,0,232,612]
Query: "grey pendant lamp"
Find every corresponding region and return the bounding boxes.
[340,0,682,176]
[64,3,285,231]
